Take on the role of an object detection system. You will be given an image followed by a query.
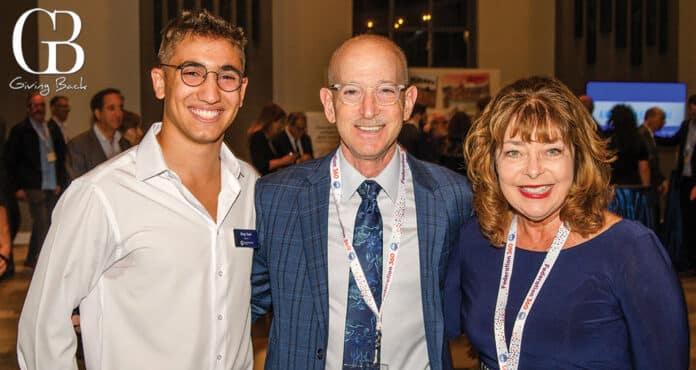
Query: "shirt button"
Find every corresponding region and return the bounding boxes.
[217,354,222,361]
[217,314,224,320]
[217,270,223,277]
[316,348,324,360]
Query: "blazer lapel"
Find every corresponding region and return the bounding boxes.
[298,153,334,338]
[88,128,108,163]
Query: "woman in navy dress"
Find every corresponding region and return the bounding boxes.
[445,76,688,369]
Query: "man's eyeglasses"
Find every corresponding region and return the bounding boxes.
[160,63,245,92]
[329,82,406,106]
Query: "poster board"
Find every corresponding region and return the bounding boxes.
[409,68,501,116]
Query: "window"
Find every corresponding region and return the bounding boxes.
[353,0,477,67]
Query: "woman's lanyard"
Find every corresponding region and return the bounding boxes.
[329,151,408,360]
[493,215,570,370]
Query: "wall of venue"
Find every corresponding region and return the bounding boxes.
[555,0,679,95]
[478,0,556,87]
[40,0,141,139]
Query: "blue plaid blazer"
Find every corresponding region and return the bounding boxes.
[251,150,472,370]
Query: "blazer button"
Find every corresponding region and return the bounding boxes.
[316,348,324,360]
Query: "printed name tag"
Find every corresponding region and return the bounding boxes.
[234,229,258,248]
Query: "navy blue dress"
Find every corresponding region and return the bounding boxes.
[445,218,689,369]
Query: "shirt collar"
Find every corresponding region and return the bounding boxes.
[28,117,44,127]
[285,127,297,141]
[93,124,122,145]
[51,116,64,126]
[337,146,401,203]
[135,122,241,183]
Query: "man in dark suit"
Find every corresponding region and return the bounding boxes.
[657,95,696,268]
[67,88,129,180]
[638,107,667,228]
[274,111,314,164]
[252,35,472,370]
[4,93,67,268]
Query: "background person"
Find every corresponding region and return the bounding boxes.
[248,102,295,175]
[274,111,314,164]
[120,110,145,146]
[656,95,696,270]
[439,111,471,176]
[446,76,688,369]
[605,104,650,186]
[0,203,12,279]
[0,116,18,279]
[49,96,71,142]
[397,102,425,155]
[638,107,668,228]
[416,112,449,164]
[4,93,67,268]
[66,88,129,181]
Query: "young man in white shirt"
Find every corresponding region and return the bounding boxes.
[18,9,256,370]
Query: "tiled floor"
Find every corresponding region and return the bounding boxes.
[1,242,694,370]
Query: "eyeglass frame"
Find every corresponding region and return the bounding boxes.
[159,62,246,92]
[328,82,407,106]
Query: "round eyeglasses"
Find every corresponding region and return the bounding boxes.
[160,63,245,92]
[329,83,406,106]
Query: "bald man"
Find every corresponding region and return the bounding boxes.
[251,35,472,370]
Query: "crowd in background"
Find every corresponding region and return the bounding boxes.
[0,90,145,280]
[4,90,696,278]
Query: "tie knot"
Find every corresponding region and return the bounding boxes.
[357,180,381,201]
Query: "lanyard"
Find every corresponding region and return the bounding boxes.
[30,120,54,150]
[329,150,408,334]
[493,215,570,370]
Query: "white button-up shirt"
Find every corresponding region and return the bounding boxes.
[18,122,257,370]
[93,124,123,159]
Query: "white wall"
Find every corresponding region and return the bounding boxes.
[37,0,141,138]
[478,0,555,86]
[272,0,352,113]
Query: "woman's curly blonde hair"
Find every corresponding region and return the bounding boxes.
[464,76,615,246]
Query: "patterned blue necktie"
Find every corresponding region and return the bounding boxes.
[343,180,383,367]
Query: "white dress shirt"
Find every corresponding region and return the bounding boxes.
[52,116,69,141]
[93,124,123,159]
[285,127,303,155]
[18,122,257,370]
[325,147,429,369]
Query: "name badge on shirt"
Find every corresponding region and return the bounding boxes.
[234,229,258,248]
[47,151,57,162]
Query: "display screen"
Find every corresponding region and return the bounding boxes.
[586,81,686,137]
